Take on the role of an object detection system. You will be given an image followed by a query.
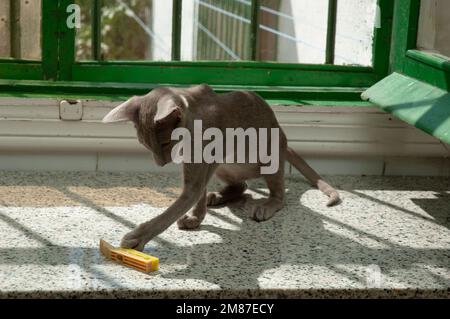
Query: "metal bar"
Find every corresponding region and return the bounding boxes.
[42,0,58,80]
[325,0,337,64]
[171,0,182,61]
[58,0,76,80]
[92,0,102,60]
[10,0,21,59]
[371,0,395,75]
[249,0,260,60]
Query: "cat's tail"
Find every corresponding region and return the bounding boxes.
[286,147,340,206]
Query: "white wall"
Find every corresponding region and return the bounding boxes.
[417,0,450,57]
[0,98,448,175]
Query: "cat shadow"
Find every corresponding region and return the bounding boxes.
[410,192,450,230]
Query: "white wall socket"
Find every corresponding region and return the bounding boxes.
[60,100,83,121]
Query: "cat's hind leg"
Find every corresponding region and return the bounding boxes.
[247,167,285,222]
[207,167,248,207]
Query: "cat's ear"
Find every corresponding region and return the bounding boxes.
[154,96,183,124]
[102,96,141,123]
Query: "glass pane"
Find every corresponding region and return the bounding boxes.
[76,0,173,61]
[334,0,377,66]
[181,0,251,61]
[75,0,93,60]
[74,0,379,65]
[417,0,450,58]
[0,0,42,60]
[257,0,328,64]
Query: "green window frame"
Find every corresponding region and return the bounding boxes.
[362,0,450,144]
[0,0,395,102]
[390,0,450,91]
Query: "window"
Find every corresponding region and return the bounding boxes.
[0,0,395,101]
[0,0,42,60]
[74,0,379,65]
[0,1,447,143]
[362,0,450,145]
[387,0,450,91]
[75,0,173,61]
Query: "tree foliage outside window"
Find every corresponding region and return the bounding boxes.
[76,0,152,61]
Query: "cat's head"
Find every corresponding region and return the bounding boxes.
[102,88,185,166]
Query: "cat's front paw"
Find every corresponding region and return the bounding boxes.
[120,227,149,251]
[177,215,202,230]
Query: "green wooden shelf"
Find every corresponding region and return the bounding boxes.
[362,72,450,145]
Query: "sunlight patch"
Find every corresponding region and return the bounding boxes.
[300,190,450,249]
[258,264,362,289]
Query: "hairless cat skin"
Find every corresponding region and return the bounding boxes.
[103,84,340,251]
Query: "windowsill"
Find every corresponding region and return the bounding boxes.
[407,50,450,72]
[1,93,446,159]
[0,79,373,107]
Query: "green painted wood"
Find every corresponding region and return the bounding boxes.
[1,0,386,89]
[92,0,102,61]
[10,0,21,59]
[0,79,368,103]
[372,0,394,76]
[42,0,59,80]
[325,0,337,65]
[362,72,450,144]
[250,0,261,61]
[71,63,380,88]
[58,0,75,81]
[0,62,43,80]
[0,95,374,108]
[386,1,450,92]
[0,59,41,64]
[407,50,450,72]
[387,2,449,92]
[389,0,420,73]
[403,56,450,92]
[71,59,373,71]
[0,87,374,107]
[171,0,182,61]
[1,0,427,97]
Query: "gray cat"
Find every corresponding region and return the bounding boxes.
[103,84,340,251]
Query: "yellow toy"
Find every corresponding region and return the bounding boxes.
[100,239,159,273]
